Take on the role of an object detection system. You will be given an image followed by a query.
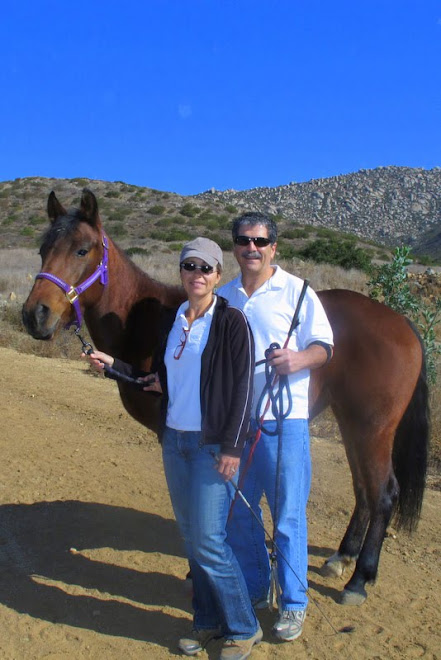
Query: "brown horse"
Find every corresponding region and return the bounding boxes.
[22,189,429,606]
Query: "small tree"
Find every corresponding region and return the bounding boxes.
[367,246,441,384]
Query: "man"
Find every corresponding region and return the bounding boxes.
[218,211,333,643]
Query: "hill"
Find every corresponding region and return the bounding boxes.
[0,166,440,259]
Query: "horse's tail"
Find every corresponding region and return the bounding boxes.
[392,323,430,532]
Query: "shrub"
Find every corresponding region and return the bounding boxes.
[277,243,298,260]
[150,229,194,242]
[179,203,200,218]
[125,246,149,257]
[155,217,176,227]
[108,210,125,223]
[71,178,90,187]
[29,215,46,226]
[147,205,166,215]
[299,238,372,272]
[205,233,233,251]
[109,223,128,237]
[281,228,309,240]
[367,246,441,384]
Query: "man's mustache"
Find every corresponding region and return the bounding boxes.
[242,251,261,259]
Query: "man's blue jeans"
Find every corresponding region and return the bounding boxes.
[162,427,258,638]
[227,419,311,611]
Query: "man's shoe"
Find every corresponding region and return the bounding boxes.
[178,627,222,655]
[219,626,263,660]
[272,609,306,641]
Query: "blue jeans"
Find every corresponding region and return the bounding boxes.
[162,427,258,638]
[227,419,311,610]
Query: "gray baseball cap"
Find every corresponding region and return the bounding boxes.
[180,237,223,268]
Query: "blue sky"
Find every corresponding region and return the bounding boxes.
[1,1,440,195]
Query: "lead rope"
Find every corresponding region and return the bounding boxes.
[74,328,155,390]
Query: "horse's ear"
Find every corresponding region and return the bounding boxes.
[80,188,100,227]
[47,191,67,222]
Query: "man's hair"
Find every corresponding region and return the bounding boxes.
[231,211,278,244]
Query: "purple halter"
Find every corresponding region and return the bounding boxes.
[35,233,109,329]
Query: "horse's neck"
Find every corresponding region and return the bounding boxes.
[85,241,183,364]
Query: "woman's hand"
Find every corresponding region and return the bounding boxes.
[215,453,240,482]
[82,350,114,372]
[141,373,163,394]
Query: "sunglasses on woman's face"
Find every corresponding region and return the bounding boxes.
[234,236,272,247]
[180,262,214,274]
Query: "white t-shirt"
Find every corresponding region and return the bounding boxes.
[164,297,216,431]
[218,266,333,420]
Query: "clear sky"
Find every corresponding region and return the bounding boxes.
[1,1,440,195]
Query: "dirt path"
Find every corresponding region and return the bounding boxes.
[0,346,440,659]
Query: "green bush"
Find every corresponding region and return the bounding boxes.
[367,246,441,384]
[277,244,299,259]
[205,233,233,251]
[108,210,125,223]
[281,228,309,240]
[155,217,177,227]
[147,205,166,215]
[71,178,90,187]
[150,228,194,242]
[316,227,336,239]
[179,203,200,218]
[299,238,372,272]
[109,223,128,237]
[29,215,46,226]
[125,246,149,257]
[225,204,237,214]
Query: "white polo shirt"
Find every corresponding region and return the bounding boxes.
[164,297,216,431]
[218,266,333,420]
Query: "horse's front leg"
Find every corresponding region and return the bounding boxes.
[341,472,399,605]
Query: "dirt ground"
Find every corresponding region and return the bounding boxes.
[0,346,440,660]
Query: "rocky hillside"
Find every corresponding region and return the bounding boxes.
[197,166,441,253]
[0,166,440,259]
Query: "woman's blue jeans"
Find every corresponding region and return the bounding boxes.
[162,427,258,638]
[227,419,311,611]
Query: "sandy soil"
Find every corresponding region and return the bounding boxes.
[0,346,440,660]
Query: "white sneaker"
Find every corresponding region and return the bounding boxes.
[272,609,306,641]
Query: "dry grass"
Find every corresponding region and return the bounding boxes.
[1,246,439,469]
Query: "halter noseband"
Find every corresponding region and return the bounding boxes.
[35,233,109,329]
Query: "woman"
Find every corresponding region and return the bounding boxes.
[85,237,262,660]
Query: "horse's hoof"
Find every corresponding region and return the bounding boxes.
[322,559,344,578]
[340,588,367,606]
[322,552,352,578]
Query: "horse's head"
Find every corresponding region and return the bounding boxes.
[22,189,108,339]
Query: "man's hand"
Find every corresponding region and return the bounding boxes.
[268,344,329,375]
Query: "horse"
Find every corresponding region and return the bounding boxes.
[22,189,429,606]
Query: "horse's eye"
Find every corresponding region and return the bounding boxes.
[77,248,88,257]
